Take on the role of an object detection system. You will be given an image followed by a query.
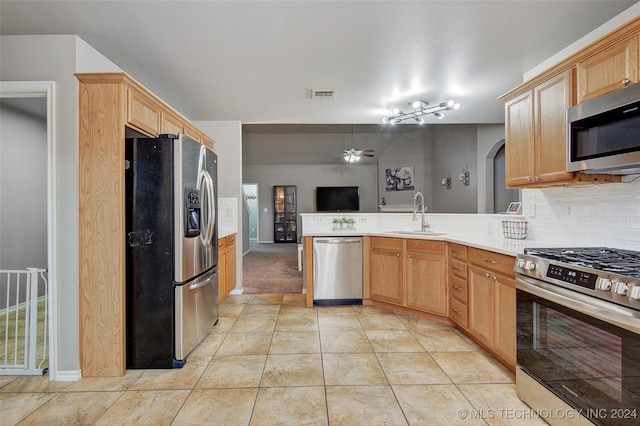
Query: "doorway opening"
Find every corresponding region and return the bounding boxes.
[242,183,259,242]
[485,139,519,213]
[0,81,56,378]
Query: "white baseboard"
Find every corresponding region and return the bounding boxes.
[52,369,82,381]
[230,288,243,295]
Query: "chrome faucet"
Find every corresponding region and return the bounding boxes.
[412,190,430,231]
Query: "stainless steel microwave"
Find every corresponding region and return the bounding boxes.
[567,83,640,174]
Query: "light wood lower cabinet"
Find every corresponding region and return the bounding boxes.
[368,237,447,316]
[448,243,469,329]
[218,234,237,303]
[468,248,516,369]
[369,238,404,305]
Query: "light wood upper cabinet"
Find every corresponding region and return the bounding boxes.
[505,70,573,187]
[161,110,184,135]
[505,90,535,187]
[577,35,638,103]
[126,86,161,136]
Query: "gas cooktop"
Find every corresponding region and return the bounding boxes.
[515,247,640,310]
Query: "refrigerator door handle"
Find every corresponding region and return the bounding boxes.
[189,272,216,290]
[197,170,215,246]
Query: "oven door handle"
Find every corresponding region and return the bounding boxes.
[516,275,640,334]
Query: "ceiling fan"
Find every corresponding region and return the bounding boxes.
[342,125,375,162]
[342,147,375,162]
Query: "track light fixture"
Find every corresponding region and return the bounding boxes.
[383,99,460,124]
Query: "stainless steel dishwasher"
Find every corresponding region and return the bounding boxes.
[312,237,363,305]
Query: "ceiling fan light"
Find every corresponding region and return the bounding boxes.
[434,112,444,119]
[411,100,422,109]
[392,107,401,115]
[415,117,424,124]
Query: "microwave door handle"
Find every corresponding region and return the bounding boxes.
[516,275,640,334]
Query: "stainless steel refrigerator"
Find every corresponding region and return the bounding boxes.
[125,133,218,369]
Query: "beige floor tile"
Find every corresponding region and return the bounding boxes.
[393,384,485,425]
[278,305,318,317]
[396,312,451,332]
[413,328,480,352]
[365,330,426,352]
[0,376,17,389]
[323,353,388,386]
[431,351,515,384]
[261,354,324,387]
[196,354,266,389]
[221,294,252,305]
[275,313,319,332]
[18,391,122,425]
[188,332,227,358]
[248,294,284,305]
[0,392,56,425]
[377,352,452,385]
[250,386,328,426]
[458,383,549,426]
[318,314,363,331]
[269,331,320,354]
[130,357,210,390]
[242,303,281,316]
[315,305,357,315]
[0,375,72,393]
[216,332,273,356]
[357,313,408,331]
[219,304,246,317]
[230,314,277,333]
[64,369,145,392]
[319,330,373,353]
[172,388,258,426]
[94,389,189,425]
[353,305,398,316]
[326,385,408,426]
[209,316,236,333]
[282,293,306,307]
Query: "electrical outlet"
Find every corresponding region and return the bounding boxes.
[565,202,574,217]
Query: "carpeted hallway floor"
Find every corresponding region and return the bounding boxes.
[242,241,303,294]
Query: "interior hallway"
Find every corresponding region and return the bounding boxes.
[0,294,545,425]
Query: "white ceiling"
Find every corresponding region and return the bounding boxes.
[0,1,637,125]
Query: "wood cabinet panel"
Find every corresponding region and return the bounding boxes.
[371,236,403,250]
[218,239,227,303]
[448,243,467,261]
[126,87,160,136]
[534,70,575,184]
[78,82,126,377]
[468,266,495,348]
[449,274,468,303]
[577,35,638,103]
[369,247,404,305]
[225,235,237,295]
[494,273,516,367]
[505,91,535,187]
[161,111,184,135]
[406,239,445,254]
[449,258,468,279]
[406,251,447,315]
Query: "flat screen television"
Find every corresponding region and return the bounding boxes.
[316,186,360,212]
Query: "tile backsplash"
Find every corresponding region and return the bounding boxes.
[521,177,640,250]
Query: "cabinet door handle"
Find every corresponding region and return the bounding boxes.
[534,176,539,182]
[485,272,491,278]
[452,266,462,271]
[396,252,401,257]
[525,177,531,183]
[452,249,462,254]
[484,259,497,265]
[623,78,631,86]
[453,285,463,291]
[453,309,461,315]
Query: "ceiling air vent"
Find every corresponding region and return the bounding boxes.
[310,89,336,100]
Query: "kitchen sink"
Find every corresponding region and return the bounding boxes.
[385,230,448,236]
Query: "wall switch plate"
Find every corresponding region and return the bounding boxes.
[565,202,574,217]
[263,207,268,213]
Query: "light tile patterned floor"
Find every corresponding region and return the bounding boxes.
[0,294,547,425]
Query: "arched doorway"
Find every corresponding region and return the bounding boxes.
[485,139,519,213]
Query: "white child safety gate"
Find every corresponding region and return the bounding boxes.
[0,268,48,375]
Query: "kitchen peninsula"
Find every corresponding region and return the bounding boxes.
[301,212,554,371]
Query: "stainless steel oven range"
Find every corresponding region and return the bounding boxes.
[514,247,640,426]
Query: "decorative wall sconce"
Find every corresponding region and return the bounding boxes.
[441,173,452,189]
[459,167,470,186]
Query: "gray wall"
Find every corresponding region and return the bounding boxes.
[0,101,48,271]
[244,164,378,242]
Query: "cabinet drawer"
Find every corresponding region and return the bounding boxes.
[450,297,468,329]
[448,243,468,261]
[407,239,445,254]
[468,248,515,276]
[226,234,236,245]
[449,275,468,303]
[218,239,226,250]
[370,236,403,250]
[450,259,468,279]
